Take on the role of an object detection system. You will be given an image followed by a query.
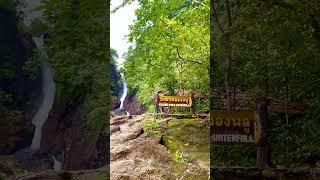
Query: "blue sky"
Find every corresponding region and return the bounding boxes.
[110,1,139,68]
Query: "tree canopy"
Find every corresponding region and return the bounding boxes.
[122,0,210,112]
[40,0,109,133]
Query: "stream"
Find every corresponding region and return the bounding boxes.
[163,118,210,169]
[162,118,210,178]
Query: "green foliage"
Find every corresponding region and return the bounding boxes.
[0,106,23,124]
[40,0,109,134]
[0,91,23,124]
[0,0,18,12]
[211,0,320,167]
[22,50,42,79]
[0,60,16,80]
[211,144,256,167]
[124,0,210,110]
[110,49,122,97]
[0,1,25,125]
[0,172,7,180]
[84,64,108,133]
[269,113,320,166]
[143,118,162,136]
[174,149,186,162]
[0,0,18,81]
[195,98,210,113]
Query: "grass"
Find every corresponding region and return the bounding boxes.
[174,149,186,163]
[143,118,162,136]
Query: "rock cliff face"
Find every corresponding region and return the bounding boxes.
[41,97,107,170]
[111,96,120,110]
[123,92,144,115]
[0,31,41,155]
[110,71,144,115]
[18,33,44,124]
[1,2,107,174]
[0,122,34,155]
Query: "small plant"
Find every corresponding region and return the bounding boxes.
[0,93,23,125]
[143,118,162,136]
[174,149,186,162]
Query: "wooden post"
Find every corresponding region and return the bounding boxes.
[190,93,196,116]
[154,91,160,113]
[256,96,271,168]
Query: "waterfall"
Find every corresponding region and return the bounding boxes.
[119,73,127,109]
[20,0,62,171]
[30,36,56,151]
[52,155,62,171]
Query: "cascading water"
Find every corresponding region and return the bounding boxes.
[119,73,128,110]
[30,36,56,151]
[52,155,62,171]
[20,0,62,171]
[30,36,62,171]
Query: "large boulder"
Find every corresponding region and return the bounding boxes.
[123,93,144,115]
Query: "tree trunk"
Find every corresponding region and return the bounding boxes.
[224,0,232,111]
[256,96,271,168]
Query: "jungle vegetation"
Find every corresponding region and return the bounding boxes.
[117,0,210,113]
[211,0,320,167]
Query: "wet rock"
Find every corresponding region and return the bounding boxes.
[123,93,144,115]
[14,148,52,172]
[41,97,106,170]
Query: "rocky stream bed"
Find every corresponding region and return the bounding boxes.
[110,113,210,180]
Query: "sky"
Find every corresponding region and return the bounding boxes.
[110,0,139,68]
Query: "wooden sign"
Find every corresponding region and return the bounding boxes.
[210,111,261,144]
[158,96,193,107]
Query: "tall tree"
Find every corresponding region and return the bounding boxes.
[123,0,210,112]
